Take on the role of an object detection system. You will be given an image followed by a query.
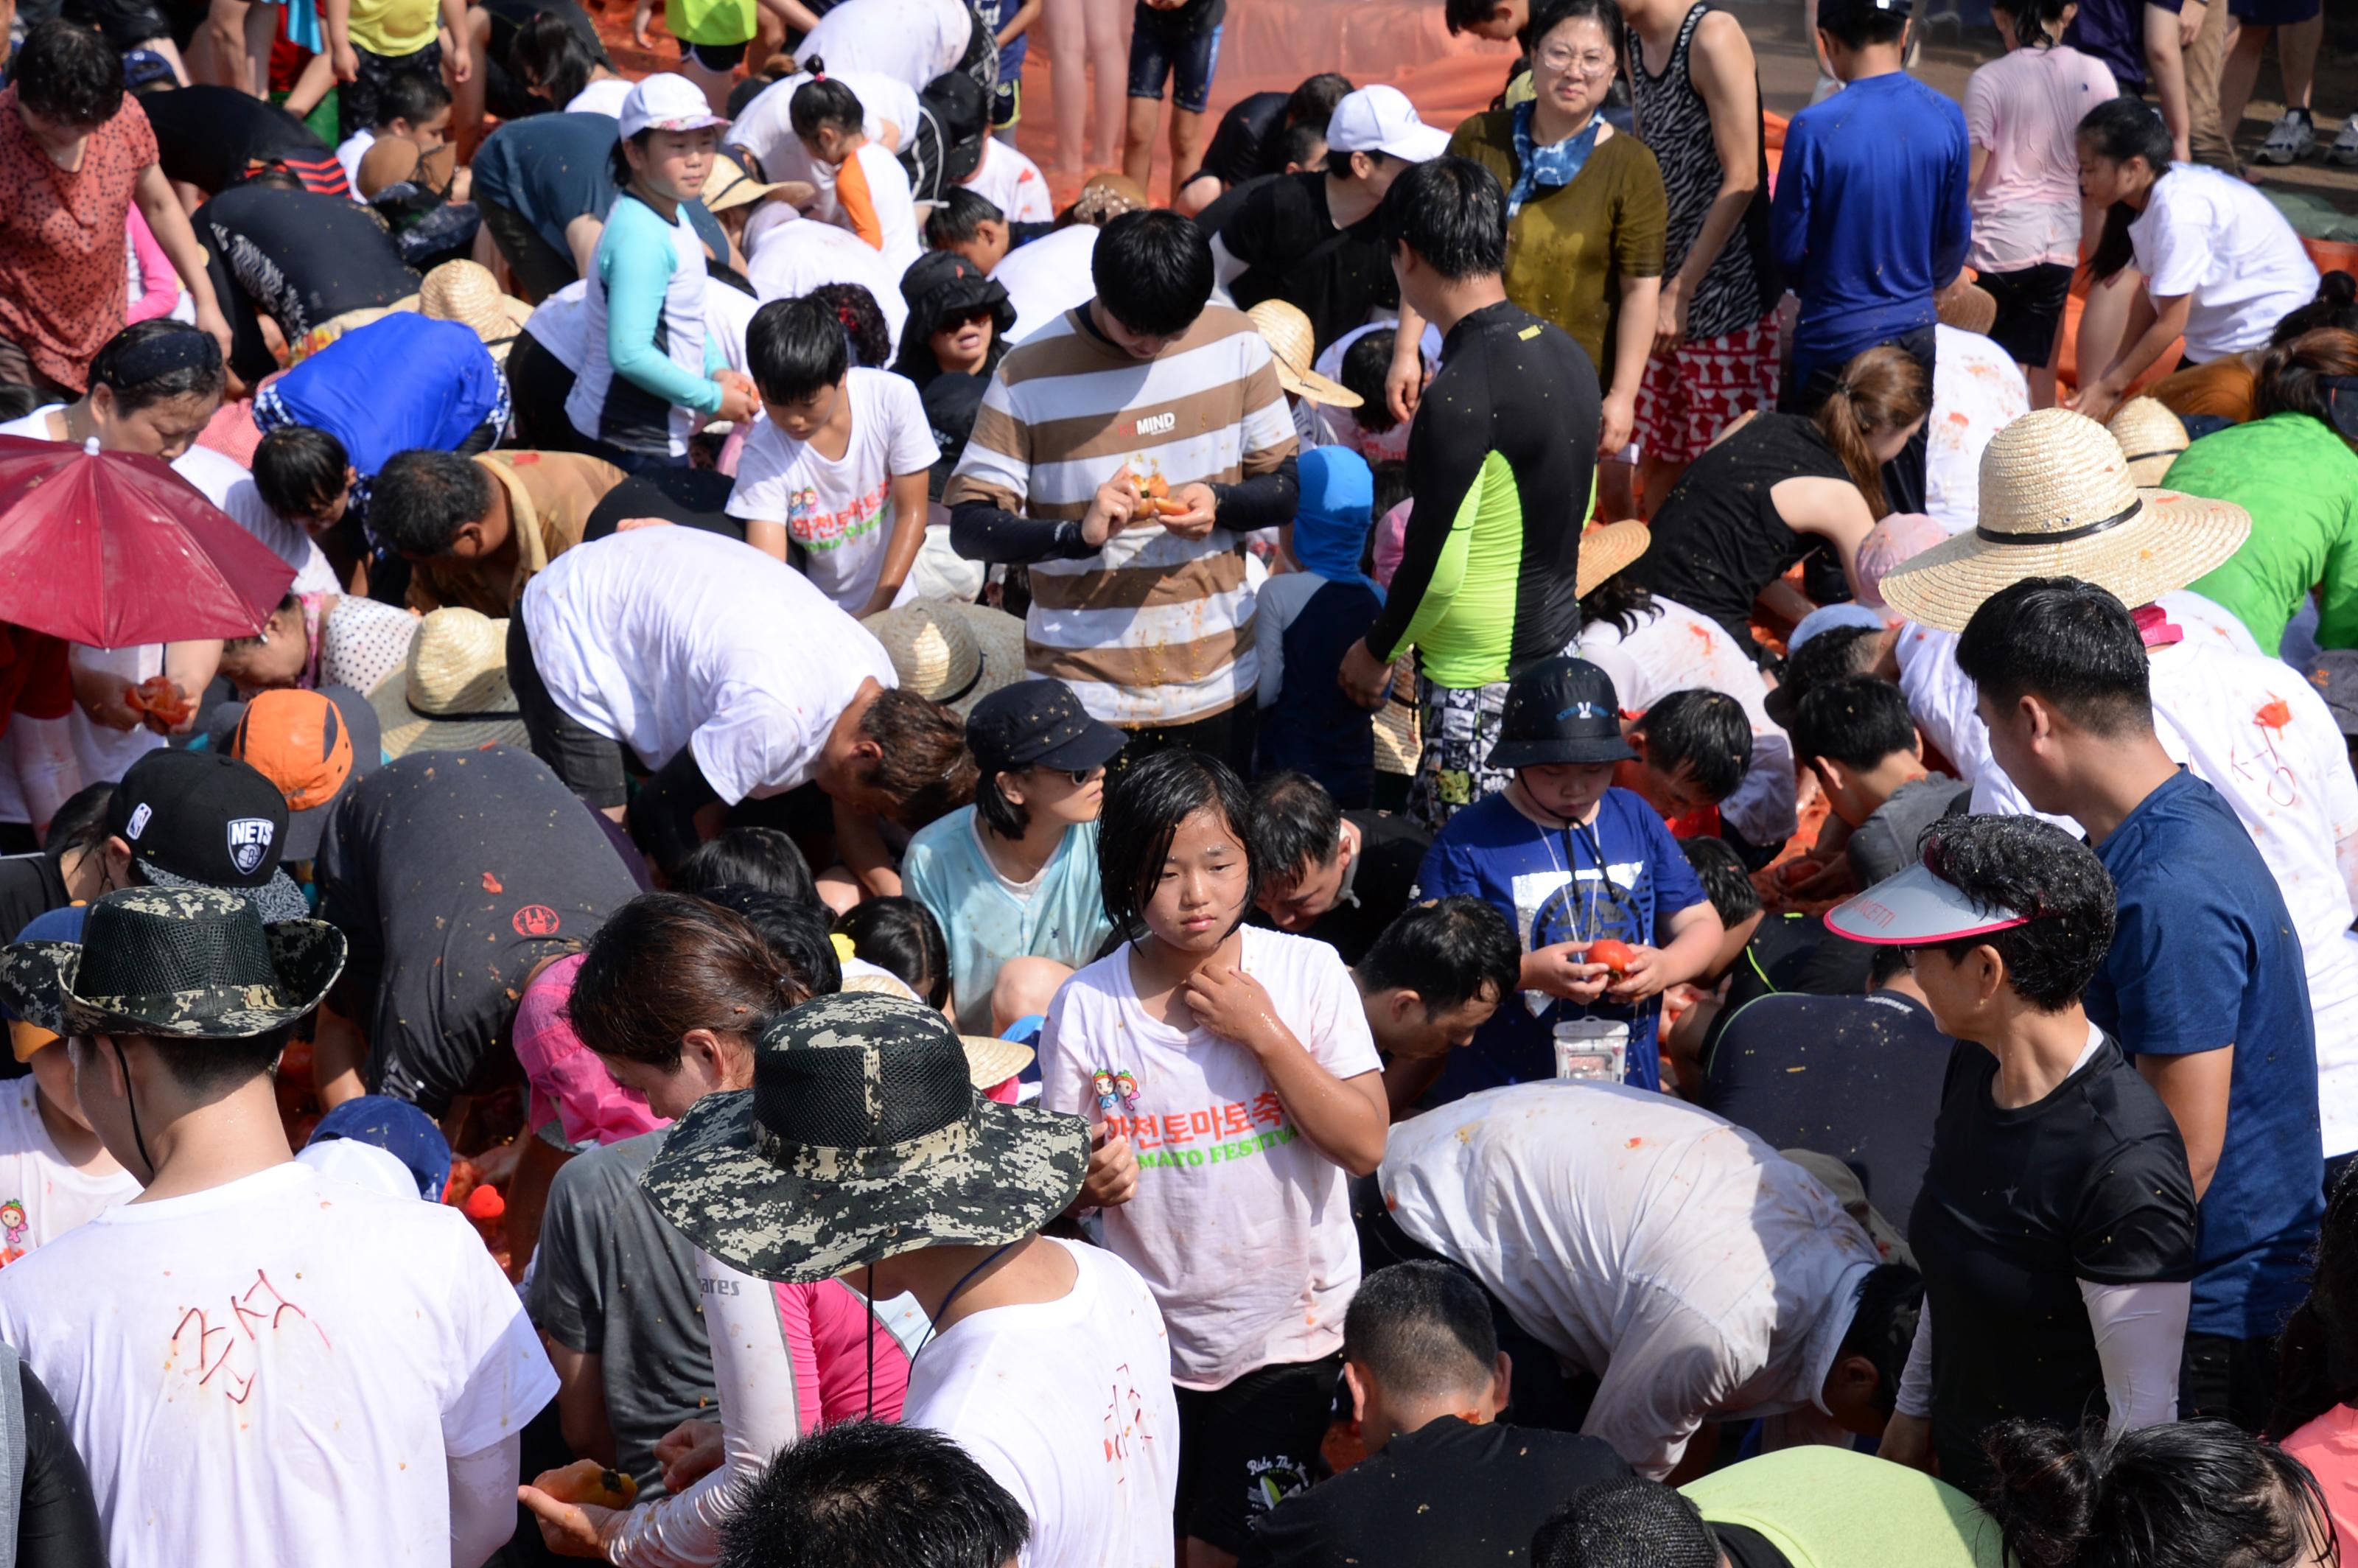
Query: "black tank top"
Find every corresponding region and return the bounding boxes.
[1626,3,1777,340]
[1625,412,1852,645]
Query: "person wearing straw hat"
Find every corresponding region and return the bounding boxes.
[417,258,538,365]
[366,606,533,758]
[862,601,1027,718]
[1822,813,2197,1491]
[635,991,1178,1568]
[1245,298,1363,450]
[0,886,557,1568]
[2107,396,2192,488]
[370,446,628,617]
[1936,577,2320,1432]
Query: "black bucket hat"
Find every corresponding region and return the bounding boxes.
[639,993,1088,1284]
[1486,656,1639,770]
[897,252,1015,362]
[0,886,347,1040]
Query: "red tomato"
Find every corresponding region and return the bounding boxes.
[1585,939,1635,977]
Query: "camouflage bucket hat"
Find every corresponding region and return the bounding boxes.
[640,993,1088,1284]
[0,886,347,1040]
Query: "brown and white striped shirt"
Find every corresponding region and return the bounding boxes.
[945,304,1298,727]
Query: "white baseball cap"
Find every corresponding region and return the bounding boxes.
[619,73,731,141]
[1325,85,1451,164]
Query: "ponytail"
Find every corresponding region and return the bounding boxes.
[2079,99,2173,282]
[2271,270,2358,346]
[1813,343,1930,521]
[788,66,864,140]
[1992,0,2071,46]
[2253,327,2358,436]
[1981,1421,2100,1568]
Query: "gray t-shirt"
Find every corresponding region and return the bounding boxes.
[1846,773,1970,889]
[528,1131,716,1492]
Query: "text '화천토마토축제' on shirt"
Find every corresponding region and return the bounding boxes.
[1415,785,1711,1101]
[1038,924,1382,1391]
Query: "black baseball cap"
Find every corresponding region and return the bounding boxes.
[106,750,309,921]
[966,679,1127,780]
[1818,0,1913,24]
[1486,657,1639,770]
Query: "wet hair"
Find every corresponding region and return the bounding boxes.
[1278,120,1328,171]
[0,385,38,424]
[1817,0,1909,48]
[239,164,307,192]
[1780,622,1882,699]
[144,1022,303,1095]
[698,884,843,998]
[41,781,116,875]
[2255,327,2358,433]
[2273,272,2358,346]
[1576,571,1662,637]
[2080,99,2175,283]
[1679,836,1760,925]
[1340,330,1400,433]
[1631,689,1752,802]
[715,1418,1029,1568]
[1530,1480,1719,1568]
[857,689,976,827]
[510,11,612,110]
[747,297,851,405]
[1791,674,1919,772]
[1912,813,2117,1011]
[1091,210,1214,339]
[1991,0,2073,45]
[1247,771,1346,890]
[1954,577,2155,741]
[1813,344,1931,520]
[1443,0,1519,35]
[1835,1264,1924,1416]
[788,72,866,141]
[374,68,450,129]
[1343,1260,1498,1400]
[1284,71,1354,125]
[368,448,494,558]
[1979,1418,2334,1568]
[1356,896,1521,1015]
[2270,1159,2358,1442]
[87,321,225,415]
[1380,157,1508,281]
[1097,749,1261,936]
[15,20,124,130]
[926,186,1004,250]
[672,827,818,908]
[1528,0,1625,66]
[1869,941,1912,987]
[252,426,351,520]
[808,283,892,371]
[835,896,951,1010]
[566,892,808,1070]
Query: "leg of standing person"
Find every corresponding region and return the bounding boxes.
[2254,4,2321,161]
[2217,14,2270,160]
[2188,0,2236,167]
[1087,0,1129,167]
[1042,0,1089,174]
[1122,11,1167,188]
[1407,677,1511,833]
[2145,0,2194,161]
[1163,22,1217,194]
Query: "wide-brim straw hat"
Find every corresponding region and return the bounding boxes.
[1937,281,1998,336]
[1875,408,2252,633]
[704,151,815,214]
[1245,300,1360,409]
[862,601,1027,716]
[960,1034,1034,1089]
[369,607,533,758]
[1575,519,1650,597]
[419,260,535,363]
[2107,397,2191,488]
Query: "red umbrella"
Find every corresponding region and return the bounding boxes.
[0,433,296,648]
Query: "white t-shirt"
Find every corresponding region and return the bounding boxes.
[905,1239,1180,1568]
[1038,925,1383,1390]
[2130,163,2321,362]
[0,1077,138,1261]
[1576,594,1798,849]
[962,139,1054,225]
[334,127,375,197]
[1962,43,2117,272]
[0,1161,556,1568]
[1923,324,2032,536]
[1382,1081,1881,1478]
[992,225,1098,346]
[727,368,941,612]
[836,141,922,277]
[564,77,633,117]
[797,0,973,90]
[729,71,919,192]
[746,217,911,356]
[520,525,900,804]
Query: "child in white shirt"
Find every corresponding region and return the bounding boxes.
[790,72,923,275]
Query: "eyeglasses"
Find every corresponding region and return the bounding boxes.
[1535,44,1616,77]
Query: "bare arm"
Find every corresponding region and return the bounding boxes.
[1778,477,1878,604]
[858,472,933,617]
[438,0,472,82]
[1603,273,1660,453]
[132,166,230,360]
[1656,13,1763,353]
[995,0,1043,43]
[323,0,356,79]
[564,214,605,281]
[1385,298,1430,425]
[5,717,75,839]
[2137,1048,2232,1199]
[545,1343,617,1469]
[830,798,903,899]
[448,1435,521,1568]
[2077,293,2194,422]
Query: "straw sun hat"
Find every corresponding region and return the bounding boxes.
[419,260,535,363]
[1936,280,1998,337]
[368,607,533,758]
[861,601,1028,716]
[2106,397,2191,488]
[1575,519,1650,596]
[1875,408,2250,633]
[1245,300,1360,409]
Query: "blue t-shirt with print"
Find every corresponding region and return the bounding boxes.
[2085,769,2323,1340]
[972,0,1027,76]
[1415,786,1708,1101]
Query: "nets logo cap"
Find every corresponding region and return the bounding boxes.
[106,751,291,894]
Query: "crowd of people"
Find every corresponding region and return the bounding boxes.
[0,0,2354,1561]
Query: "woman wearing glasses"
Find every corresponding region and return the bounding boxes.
[1827,813,2199,1495]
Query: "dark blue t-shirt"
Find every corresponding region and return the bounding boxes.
[2084,769,2323,1339]
[1415,787,1709,1100]
[471,113,727,267]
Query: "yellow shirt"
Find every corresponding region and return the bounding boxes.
[346,0,440,62]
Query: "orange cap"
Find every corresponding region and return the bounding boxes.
[227,689,354,812]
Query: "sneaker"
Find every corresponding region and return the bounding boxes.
[2256,110,2317,165]
[2331,118,2358,167]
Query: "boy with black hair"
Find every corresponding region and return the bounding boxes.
[727,295,939,614]
[717,1419,1032,1568]
[1617,688,1754,837]
[371,445,632,615]
[1788,676,1965,891]
[252,425,356,532]
[925,186,1015,271]
[1175,71,1353,214]
[1248,770,1430,965]
[1353,895,1522,1113]
[1768,0,1970,517]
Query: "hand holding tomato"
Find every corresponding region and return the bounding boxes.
[1600,942,1674,1002]
[1522,942,1611,1004]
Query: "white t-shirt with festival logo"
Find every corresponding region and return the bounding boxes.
[1038,924,1382,1390]
[0,1161,557,1568]
[0,1077,139,1263]
[727,367,940,612]
[904,1238,1180,1568]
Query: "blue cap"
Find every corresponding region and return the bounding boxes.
[1788,603,1889,655]
[306,1094,452,1202]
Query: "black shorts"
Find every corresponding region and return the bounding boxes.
[682,37,748,70]
[1172,1354,1340,1553]
[479,194,580,304]
[507,612,634,810]
[1977,262,2074,368]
